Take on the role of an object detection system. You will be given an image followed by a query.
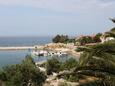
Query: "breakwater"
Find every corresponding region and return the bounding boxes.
[0,46,35,50]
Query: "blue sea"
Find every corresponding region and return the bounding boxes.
[0,37,52,68]
[0,37,52,46]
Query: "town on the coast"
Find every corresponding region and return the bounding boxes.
[0,19,115,86]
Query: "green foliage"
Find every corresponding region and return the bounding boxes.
[46,57,79,82]
[104,27,115,38]
[76,36,93,45]
[75,41,115,85]
[64,75,78,82]
[105,31,115,38]
[52,34,69,43]
[46,58,78,75]
[67,75,78,82]
[54,34,115,85]
[67,38,75,43]
[22,55,35,65]
[110,27,115,32]
[80,80,104,86]
[0,55,46,86]
[46,58,61,75]
[76,33,102,45]
[60,58,78,70]
[93,33,102,43]
[62,73,85,82]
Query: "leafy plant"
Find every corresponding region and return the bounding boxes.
[0,55,46,86]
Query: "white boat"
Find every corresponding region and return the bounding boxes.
[31,50,48,56]
[31,50,67,57]
[31,51,39,56]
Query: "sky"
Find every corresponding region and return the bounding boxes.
[0,0,115,37]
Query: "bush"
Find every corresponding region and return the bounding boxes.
[76,36,93,45]
[46,57,78,75]
[0,55,46,86]
[93,33,102,43]
[52,34,69,43]
[46,58,61,75]
[61,58,78,70]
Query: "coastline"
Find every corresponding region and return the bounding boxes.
[0,46,34,50]
[0,43,81,59]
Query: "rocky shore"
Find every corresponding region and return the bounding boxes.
[34,43,81,58]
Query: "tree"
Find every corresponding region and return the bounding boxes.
[93,33,102,43]
[76,36,93,45]
[52,35,69,43]
[0,55,46,86]
[75,41,115,85]
[60,58,78,71]
[110,27,115,32]
[104,27,115,38]
[58,41,115,85]
[46,58,61,75]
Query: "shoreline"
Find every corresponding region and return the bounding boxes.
[0,46,35,50]
[0,43,81,59]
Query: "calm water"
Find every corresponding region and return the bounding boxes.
[0,37,77,68]
[0,37,52,46]
[0,37,52,68]
[0,50,56,67]
[0,50,29,67]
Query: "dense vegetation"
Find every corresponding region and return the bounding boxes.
[64,40,115,86]
[0,55,46,86]
[52,33,102,45]
[46,58,78,75]
[52,35,69,43]
[52,34,75,43]
[0,56,78,86]
[104,27,115,38]
[57,26,115,85]
[76,33,102,45]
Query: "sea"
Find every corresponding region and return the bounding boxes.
[0,37,77,68]
[0,37,52,68]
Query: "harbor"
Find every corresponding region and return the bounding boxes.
[31,50,68,57]
[0,43,81,59]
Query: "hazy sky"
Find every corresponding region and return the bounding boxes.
[0,0,115,36]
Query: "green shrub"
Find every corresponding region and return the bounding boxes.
[46,58,61,75]
[0,55,46,86]
[61,58,78,70]
[52,34,69,43]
